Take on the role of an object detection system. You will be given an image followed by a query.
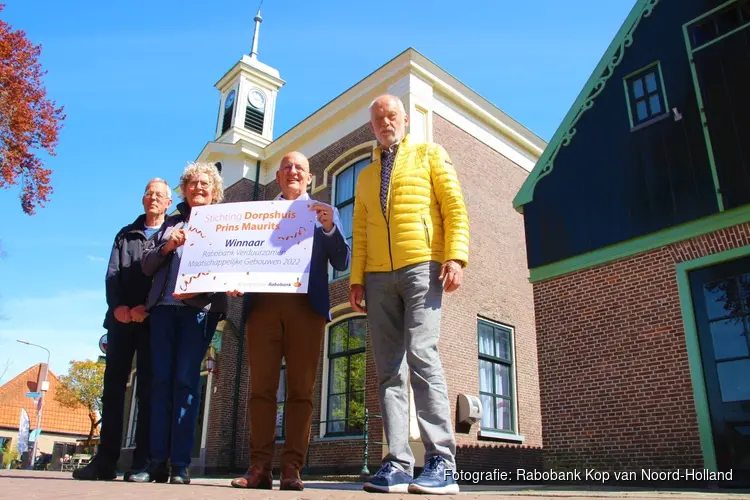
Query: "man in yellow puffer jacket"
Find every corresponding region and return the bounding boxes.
[351,94,468,495]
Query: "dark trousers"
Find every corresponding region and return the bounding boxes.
[148,305,219,468]
[99,319,152,469]
[246,294,326,469]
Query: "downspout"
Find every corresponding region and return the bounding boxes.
[253,160,261,201]
[229,159,262,471]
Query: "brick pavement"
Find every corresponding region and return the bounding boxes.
[1,470,746,500]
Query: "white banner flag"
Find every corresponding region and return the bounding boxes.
[17,408,29,454]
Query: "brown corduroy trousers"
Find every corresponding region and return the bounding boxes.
[245,293,326,469]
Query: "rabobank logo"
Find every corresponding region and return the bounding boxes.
[268,282,292,287]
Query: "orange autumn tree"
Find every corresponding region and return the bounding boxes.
[55,360,105,452]
[0,3,65,214]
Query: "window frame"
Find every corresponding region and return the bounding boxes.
[124,370,138,449]
[220,88,237,135]
[244,92,266,134]
[687,0,750,51]
[623,61,669,131]
[477,318,518,436]
[330,155,371,281]
[275,360,287,441]
[323,316,367,437]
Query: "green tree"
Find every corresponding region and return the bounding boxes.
[702,277,748,319]
[1,440,18,468]
[54,360,104,451]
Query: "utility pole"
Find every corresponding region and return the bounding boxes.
[17,340,50,469]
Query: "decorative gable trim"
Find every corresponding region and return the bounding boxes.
[513,0,660,212]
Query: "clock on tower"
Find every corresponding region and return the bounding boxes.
[248,89,266,110]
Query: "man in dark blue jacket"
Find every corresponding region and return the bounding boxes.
[230,152,350,491]
[73,178,172,481]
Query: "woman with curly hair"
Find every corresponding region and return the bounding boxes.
[130,162,228,485]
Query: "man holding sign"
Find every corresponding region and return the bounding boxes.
[230,152,350,491]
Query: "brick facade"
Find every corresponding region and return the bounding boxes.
[533,222,750,481]
[119,115,542,479]
[202,124,382,476]
[432,114,543,473]
[205,115,542,476]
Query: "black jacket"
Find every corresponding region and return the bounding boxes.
[104,214,160,329]
[141,202,227,317]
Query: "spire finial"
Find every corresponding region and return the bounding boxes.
[250,2,263,59]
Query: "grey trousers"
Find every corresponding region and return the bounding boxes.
[365,260,456,474]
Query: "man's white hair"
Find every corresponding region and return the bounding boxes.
[144,177,172,197]
[368,94,406,114]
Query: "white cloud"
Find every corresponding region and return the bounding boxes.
[86,255,107,263]
[0,289,108,382]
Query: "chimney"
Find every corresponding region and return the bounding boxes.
[37,363,49,392]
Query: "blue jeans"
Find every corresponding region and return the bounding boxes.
[148,305,219,468]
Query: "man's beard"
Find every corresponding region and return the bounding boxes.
[381,129,403,146]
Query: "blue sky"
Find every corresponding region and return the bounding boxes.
[0,0,636,383]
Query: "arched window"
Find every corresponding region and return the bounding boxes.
[275,359,286,440]
[124,373,138,448]
[332,157,369,279]
[244,88,266,134]
[324,316,366,436]
[221,89,236,135]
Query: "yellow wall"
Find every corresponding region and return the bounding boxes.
[0,429,83,455]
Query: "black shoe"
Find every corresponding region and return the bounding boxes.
[72,455,117,481]
[127,461,169,483]
[124,460,148,482]
[170,466,190,485]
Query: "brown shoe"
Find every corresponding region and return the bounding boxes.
[230,465,273,489]
[280,464,304,491]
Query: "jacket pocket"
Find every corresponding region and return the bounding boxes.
[421,215,431,247]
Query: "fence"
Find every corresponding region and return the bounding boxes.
[121,408,385,476]
[303,408,384,476]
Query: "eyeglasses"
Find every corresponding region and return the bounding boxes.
[280,163,309,173]
[187,180,212,189]
[144,191,169,200]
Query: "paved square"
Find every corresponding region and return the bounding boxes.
[0,470,745,499]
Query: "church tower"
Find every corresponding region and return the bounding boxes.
[197,8,285,188]
[214,9,284,146]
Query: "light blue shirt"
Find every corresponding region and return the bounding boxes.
[144,224,161,239]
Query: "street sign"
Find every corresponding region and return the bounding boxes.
[99,334,107,354]
[25,392,41,399]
